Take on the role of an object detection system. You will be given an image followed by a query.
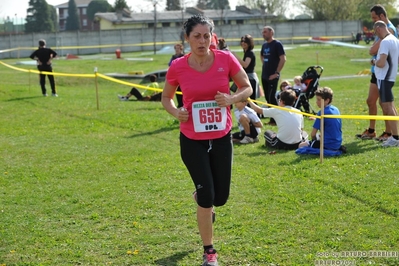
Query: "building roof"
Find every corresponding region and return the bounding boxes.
[95,7,274,24]
[55,0,92,8]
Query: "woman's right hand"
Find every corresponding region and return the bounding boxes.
[176,107,189,122]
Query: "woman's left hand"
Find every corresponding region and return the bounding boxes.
[215,91,232,107]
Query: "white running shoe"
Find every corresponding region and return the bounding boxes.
[381,136,398,147]
[240,136,254,144]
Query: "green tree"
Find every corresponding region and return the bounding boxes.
[65,0,80,31]
[166,0,181,11]
[25,0,55,33]
[112,0,129,12]
[88,0,112,21]
[300,0,397,20]
[207,0,230,10]
[196,0,206,9]
[356,0,397,25]
[301,0,359,20]
[49,4,58,31]
[196,0,230,10]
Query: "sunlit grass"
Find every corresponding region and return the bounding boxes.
[1,45,399,265]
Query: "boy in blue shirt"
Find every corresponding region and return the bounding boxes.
[299,87,343,151]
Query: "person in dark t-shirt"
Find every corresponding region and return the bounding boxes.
[233,34,259,100]
[30,39,58,97]
[260,26,286,125]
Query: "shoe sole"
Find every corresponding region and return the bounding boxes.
[355,132,376,139]
[356,135,375,140]
[360,136,375,140]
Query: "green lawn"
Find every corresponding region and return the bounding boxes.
[1,44,399,266]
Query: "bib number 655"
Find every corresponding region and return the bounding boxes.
[199,108,222,123]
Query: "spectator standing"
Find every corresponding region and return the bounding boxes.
[29,39,58,97]
[372,20,399,147]
[260,26,286,125]
[356,4,398,141]
[168,43,185,66]
[209,20,218,50]
[169,43,185,108]
[161,14,252,266]
[233,34,259,100]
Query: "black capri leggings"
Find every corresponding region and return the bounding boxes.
[180,132,232,208]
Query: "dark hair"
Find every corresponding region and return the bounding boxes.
[218,38,228,50]
[38,39,46,47]
[183,14,213,37]
[315,87,333,103]
[370,4,387,17]
[279,80,291,90]
[280,89,296,106]
[149,74,157,82]
[240,34,254,50]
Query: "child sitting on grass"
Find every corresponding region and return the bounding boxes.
[298,87,344,151]
[249,89,306,150]
[232,99,263,144]
[118,74,162,101]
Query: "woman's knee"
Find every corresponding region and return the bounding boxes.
[197,194,214,208]
[213,195,229,207]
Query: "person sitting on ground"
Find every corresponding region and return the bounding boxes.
[293,75,307,92]
[232,99,263,144]
[249,89,306,150]
[298,87,344,151]
[275,80,292,103]
[118,74,161,101]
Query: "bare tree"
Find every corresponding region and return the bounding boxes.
[237,0,290,18]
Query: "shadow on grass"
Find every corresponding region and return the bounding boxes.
[126,124,179,139]
[154,250,193,266]
[5,95,45,101]
[316,178,398,218]
[234,142,295,157]
[8,96,179,133]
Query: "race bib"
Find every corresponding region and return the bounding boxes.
[191,100,227,133]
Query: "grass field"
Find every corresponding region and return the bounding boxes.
[1,44,399,266]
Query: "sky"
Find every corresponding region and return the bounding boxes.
[0,0,239,20]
